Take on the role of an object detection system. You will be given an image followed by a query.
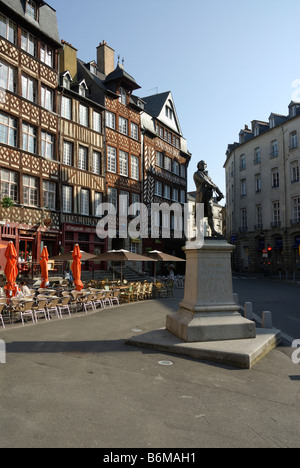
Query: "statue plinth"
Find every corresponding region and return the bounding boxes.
[166,238,256,342]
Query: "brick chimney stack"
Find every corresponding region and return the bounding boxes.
[97,41,115,76]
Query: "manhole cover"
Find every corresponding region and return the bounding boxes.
[131,328,143,333]
[158,360,173,366]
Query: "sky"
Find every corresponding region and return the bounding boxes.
[49,0,300,198]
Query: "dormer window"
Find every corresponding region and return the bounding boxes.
[119,87,127,105]
[254,126,259,137]
[79,85,86,97]
[26,0,38,21]
[269,117,275,129]
[63,76,70,89]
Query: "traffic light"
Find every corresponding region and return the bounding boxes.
[268,246,272,258]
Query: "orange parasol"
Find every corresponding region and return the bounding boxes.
[71,244,84,291]
[4,242,18,300]
[40,246,49,288]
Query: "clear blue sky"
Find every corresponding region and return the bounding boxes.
[49,0,300,197]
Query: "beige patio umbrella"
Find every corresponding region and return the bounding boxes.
[146,250,186,282]
[50,250,97,262]
[94,249,156,282]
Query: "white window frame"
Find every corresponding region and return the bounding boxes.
[291,161,300,183]
[93,111,102,133]
[0,168,18,202]
[94,192,103,217]
[0,14,17,44]
[63,185,72,213]
[119,116,128,135]
[0,60,16,93]
[107,146,116,173]
[155,180,162,197]
[43,180,56,210]
[292,197,300,223]
[23,175,39,207]
[92,151,101,175]
[119,150,128,176]
[164,184,171,200]
[106,111,115,129]
[41,85,53,111]
[21,74,37,103]
[131,155,139,180]
[61,96,72,120]
[156,151,163,167]
[0,112,17,147]
[81,188,89,215]
[108,187,118,211]
[164,156,172,172]
[22,122,37,154]
[131,122,138,140]
[21,29,36,57]
[290,131,298,149]
[40,43,53,67]
[119,88,127,105]
[63,141,73,166]
[79,104,88,127]
[78,146,88,171]
[26,0,38,20]
[41,131,54,160]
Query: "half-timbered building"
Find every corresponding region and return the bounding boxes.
[0,0,61,270]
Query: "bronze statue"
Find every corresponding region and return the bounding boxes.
[194,161,224,238]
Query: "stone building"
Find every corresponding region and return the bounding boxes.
[224,101,300,274]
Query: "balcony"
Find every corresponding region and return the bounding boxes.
[271,221,281,228]
[291,218,300,226]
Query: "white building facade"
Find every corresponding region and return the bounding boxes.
[224,101,300,274]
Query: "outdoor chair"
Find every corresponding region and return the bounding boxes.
[32,299,48,322]
[0,303,6,329]
[93,291,105,309]
[110,289,120,306]
[57,296,71,318]
[19,300,35,325]
[102,290,113,307]
[82,293,96,313]
[46,297,61,320]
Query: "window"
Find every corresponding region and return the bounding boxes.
[26,0,38,20]
[156,151,163,167]
[269,117,275,129]
[240,179,247,197]
[41,131,54,160]
[41,86,53,111]
[119,150,128,176]
[131,155,139,180]
[255,174,261,193]
[120,191,129,216]
[0,14,16,44]
[108,187,118,211]
[254,147,261,164]
[79,104,88,127]
[180,190,186,204]
[131,122,139,140]
[81,189,89,215]
[79,84,86,97]
[21,74,37,103]
[63,186,72,213]
[272,169,279,189]
[106,111,115,129]
[164,185,171,199]
[240,154,246,171]
[165,102,174,120]
[292,197,300,223]
[290,131,298,149]
[43,181,56,210]
[129,242,137,254]
[63,141,73,166]
[256,205,262,229]
[291,161,300,183]
[173,161,180,176]
[0,169,18,202]
[63,76,71,90]
[22,123,37,153]
[254,126,259,137]
[180,165,186,178]
[23,175,38,206]
[94,192,103,217]
[270,140,278,158]
[155,180,162,197]
[40,43,53,67]
[61,97,72,120]
[119,116,128,135]
[119,88,127,105]
[240,208,247,231]
[132,193,140,205]
[0,113,17,147]
[78,146,88,171]
[107,146,116,173]
[272,201,281,226]
[21,30,36,56]
[0,60,16,93]
[93,111,101,133]
[164,156,172,172]
[92,151,101,175]
[172,188,179,202]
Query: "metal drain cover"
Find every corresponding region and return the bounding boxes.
[158,360,173,366]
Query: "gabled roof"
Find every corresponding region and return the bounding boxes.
[104,63,141,91]
[142,91,182,136]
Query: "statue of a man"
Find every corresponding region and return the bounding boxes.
[194,161,224,238]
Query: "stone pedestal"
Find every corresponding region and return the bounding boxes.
[166,238,256,342]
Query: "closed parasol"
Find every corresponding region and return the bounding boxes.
[40,246,49,288]
[4,242,18,300]
[146,250,186,282]
[71,244,84,291]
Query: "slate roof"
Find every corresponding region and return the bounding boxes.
[1,0,61,46]
[104,63,141,91]
[142,91,171,118]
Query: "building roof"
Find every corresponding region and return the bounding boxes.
[142,91,171,118]
[104,62,141,91]
[1,0,61,46]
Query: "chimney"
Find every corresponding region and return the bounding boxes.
[97,41,115,76]
[60,40,78,81]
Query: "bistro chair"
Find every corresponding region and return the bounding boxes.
[32,299,48,323]
[57,296,71,318]
[19,300,35,326]
[46,297,61,320]
[0,303,6,329]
